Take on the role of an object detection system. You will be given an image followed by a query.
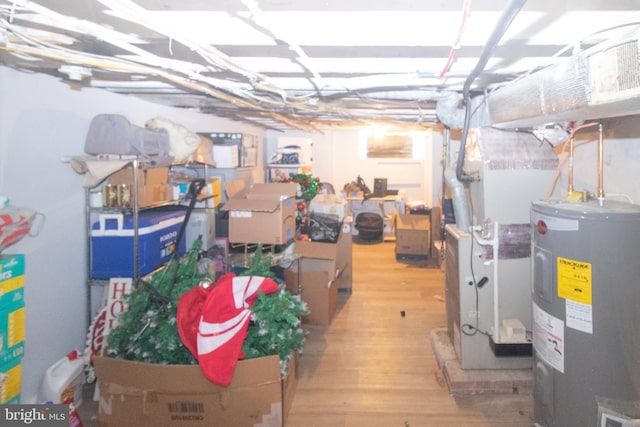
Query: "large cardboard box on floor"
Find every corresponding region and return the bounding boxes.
[93,353,297,427]
[221,182,298,245]
[395,213,430,258]
[284,230,351,325]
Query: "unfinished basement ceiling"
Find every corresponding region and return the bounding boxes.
[0,0,638,131]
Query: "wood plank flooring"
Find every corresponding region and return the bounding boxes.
[78,240,534,426]
[285,241,533,427]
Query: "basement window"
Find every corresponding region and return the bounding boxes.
[358,129,426,160]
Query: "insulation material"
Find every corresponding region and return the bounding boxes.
[465,128,558,171]
[488,55,589,126]
[481,223,531,260]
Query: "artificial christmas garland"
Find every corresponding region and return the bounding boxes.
[280,173,321,201]
[104,239,308,378]
[105,238,206,365]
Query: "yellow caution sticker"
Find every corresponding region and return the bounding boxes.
[557,257,592,305]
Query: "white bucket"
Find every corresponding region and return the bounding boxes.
[39,349,85,407]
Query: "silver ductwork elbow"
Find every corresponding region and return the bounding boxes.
[436,93,465,129]
[444,168,471,232]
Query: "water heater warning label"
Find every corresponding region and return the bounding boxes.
[533,302,564,373]
[557,256,593,334]
[557,257,592,304]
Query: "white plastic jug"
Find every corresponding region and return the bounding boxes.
[39,349,85,407]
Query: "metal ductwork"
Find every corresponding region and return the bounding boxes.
[489,32,640,128]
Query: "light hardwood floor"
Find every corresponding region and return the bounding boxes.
[78,240,534,426]
[285,241,534,427]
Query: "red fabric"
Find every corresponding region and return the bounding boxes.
[176,272,235,358]
[177,273,278,386]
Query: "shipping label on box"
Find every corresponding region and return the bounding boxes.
[0,255,25,308]
[0,301,24,367]
[94,353,295,427]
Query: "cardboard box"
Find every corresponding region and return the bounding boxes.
[94,353,296,427]
[90,208,187,279]
[395,214,430,258]
[0,300,24,366]
[309,194,347,221]
[107,167,170,208]
[0,255,25,309]
[185,208,216,251]
[208,177,222,208]
[430,206,442,258]
[221,183,298,245]
[284,235,351,325]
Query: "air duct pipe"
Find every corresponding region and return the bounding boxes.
[455,0,527,183]
[489,34,640,128]
[445,168,471,232]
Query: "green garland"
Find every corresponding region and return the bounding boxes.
[242,289,308,374]
[105,240,309,371]
[240,245,309,374]
[282,173,320,201]
[106,238,206,365]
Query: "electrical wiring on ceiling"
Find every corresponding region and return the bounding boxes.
[0,0,453,130]
[438,0,471,80]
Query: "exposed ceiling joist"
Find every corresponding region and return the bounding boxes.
[1,0,639,131]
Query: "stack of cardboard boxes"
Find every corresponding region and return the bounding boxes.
[0,254,25,404]
[95,181,353,426]
[222,181,352,325]
[284,223,352,326]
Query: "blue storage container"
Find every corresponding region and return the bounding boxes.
[90,208,187,279]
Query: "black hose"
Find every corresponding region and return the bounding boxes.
[456,0,528,182]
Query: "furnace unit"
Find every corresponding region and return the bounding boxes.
[445,128,557,369]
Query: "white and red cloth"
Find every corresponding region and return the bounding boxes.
[0,206,39,253]
[177,272,278,386]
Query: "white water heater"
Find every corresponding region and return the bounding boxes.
[531,199,640,426]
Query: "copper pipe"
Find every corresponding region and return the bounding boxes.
[597,123,605,203]
[568,135,575,193]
